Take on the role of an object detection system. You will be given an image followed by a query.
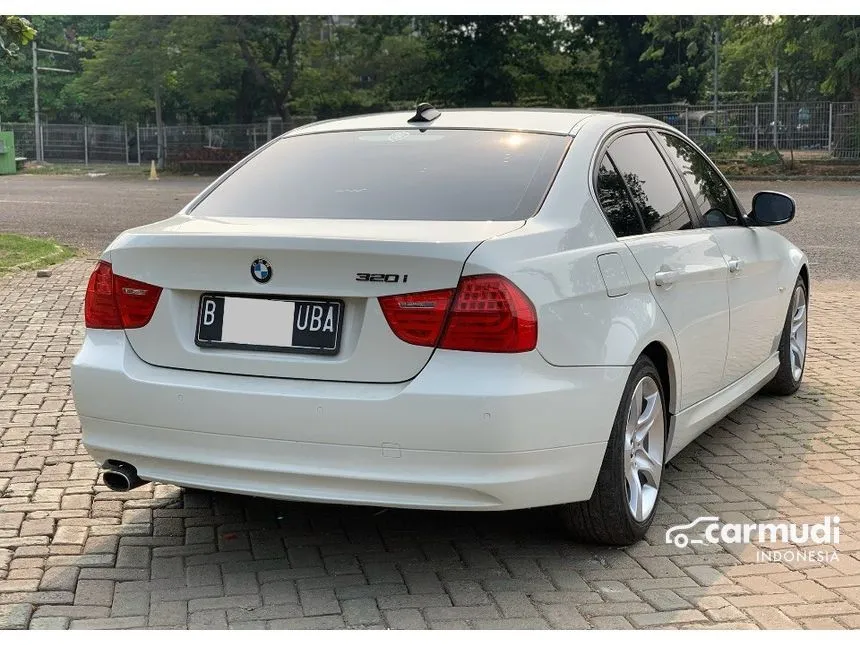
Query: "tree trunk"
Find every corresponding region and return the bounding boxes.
[154,84,165,170]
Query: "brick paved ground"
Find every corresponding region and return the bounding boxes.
[0,258,858,629]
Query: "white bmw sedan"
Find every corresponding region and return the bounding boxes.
[71,106,808,545]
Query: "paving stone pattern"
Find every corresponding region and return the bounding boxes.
[0,259,858,629]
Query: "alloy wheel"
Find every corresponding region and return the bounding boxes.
[789,285,808,382]
[624,376,665,522]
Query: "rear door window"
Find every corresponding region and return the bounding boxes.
[596,157,644,237]
[190,129,570,221]
[655,132,740,227]
[605,133,694,233]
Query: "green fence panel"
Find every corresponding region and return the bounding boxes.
[0,131,16,175]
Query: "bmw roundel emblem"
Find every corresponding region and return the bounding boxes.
[251,258,272,284]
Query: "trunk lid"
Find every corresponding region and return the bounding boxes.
[109,215,523,382]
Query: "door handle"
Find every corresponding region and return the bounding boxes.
[727,256,743,273]
[654,270,678,287]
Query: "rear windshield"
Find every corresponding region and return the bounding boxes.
[190,129,569,221]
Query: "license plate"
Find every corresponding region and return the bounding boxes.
[195,294,343,355]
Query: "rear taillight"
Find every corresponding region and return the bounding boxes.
[84,261,162,330]
[379,274,537,353]
[440,275,538,352]
[84,261,122,329]
[378,288,454,346]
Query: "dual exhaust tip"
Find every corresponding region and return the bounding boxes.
[102,460,146,492]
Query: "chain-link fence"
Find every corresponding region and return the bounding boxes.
[597,101,860,159]
[0,117,316,165]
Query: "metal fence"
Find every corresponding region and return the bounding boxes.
[0,117,316,165]
[597,101,860,159]
[2,103,859,163]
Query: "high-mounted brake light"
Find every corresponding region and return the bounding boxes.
[84,261,162,330]
[379,274,537,353]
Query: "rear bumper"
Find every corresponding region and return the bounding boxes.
[72,331,630,510]
[82,417,609,510]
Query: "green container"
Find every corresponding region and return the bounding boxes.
[0,131,16,175]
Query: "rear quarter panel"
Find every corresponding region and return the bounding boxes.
[463,121,684,412]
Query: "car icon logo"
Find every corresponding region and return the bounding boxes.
[665,516,720,549]
[251,258,272,284]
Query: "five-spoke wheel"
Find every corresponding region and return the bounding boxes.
[561,355,667,545]
[764,275,808,396]
[624,376,665,523]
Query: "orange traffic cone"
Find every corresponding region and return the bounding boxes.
[148,159,159,181]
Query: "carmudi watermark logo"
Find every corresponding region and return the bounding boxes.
[665,516,840,563]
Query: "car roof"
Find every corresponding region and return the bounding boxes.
[288,108,658,137]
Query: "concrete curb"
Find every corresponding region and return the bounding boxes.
[725,175,860,182]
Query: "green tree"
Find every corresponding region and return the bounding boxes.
[420,16,527,106]
[69,16,247,166]
[0,15,36,61]
[0,16,113,122]
[333,16,433,111]
[579,16,675,105]
[798,16,860,101]
[641,16,726,103]
[167,16,245,123]
[229,16,304,123]
[507,16,596,108]
[8,13,860,134]
[291,17,380,119]
[720,16,830,102]
[69,16,174,167]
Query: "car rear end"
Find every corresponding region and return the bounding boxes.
[71,120,623,510]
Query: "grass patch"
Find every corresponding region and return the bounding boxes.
[0,234,74,273]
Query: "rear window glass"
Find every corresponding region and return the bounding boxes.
[190,129,569,221]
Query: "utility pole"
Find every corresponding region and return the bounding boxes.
[773,65,779,149]
[713,30,720,127]
[31,41,74,163]
[32,41,40,162]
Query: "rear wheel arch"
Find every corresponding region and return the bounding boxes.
[799,264,809,295]
[640,341,676,417]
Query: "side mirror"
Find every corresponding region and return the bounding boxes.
[750,191,796,226]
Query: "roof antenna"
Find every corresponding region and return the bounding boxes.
[408,102,441,124]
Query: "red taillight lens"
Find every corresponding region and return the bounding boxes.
[115,273,163,328]
[440,275,537,353]
[84,261,162,330]
[378,274,537,353]
[84,261,122,329]
[379,288,454,347]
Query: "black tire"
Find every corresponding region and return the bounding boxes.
[762,276,807,396]
[560,355,667,546]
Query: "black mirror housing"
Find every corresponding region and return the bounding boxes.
[750,191,796,226]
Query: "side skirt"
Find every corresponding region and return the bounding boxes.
[666,354,780,461]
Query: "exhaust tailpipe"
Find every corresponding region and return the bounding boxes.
[102,461,145,492]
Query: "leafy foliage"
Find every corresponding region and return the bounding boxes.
[3,15,860,130]
[746,150,783,166]
[0,15,36,61]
